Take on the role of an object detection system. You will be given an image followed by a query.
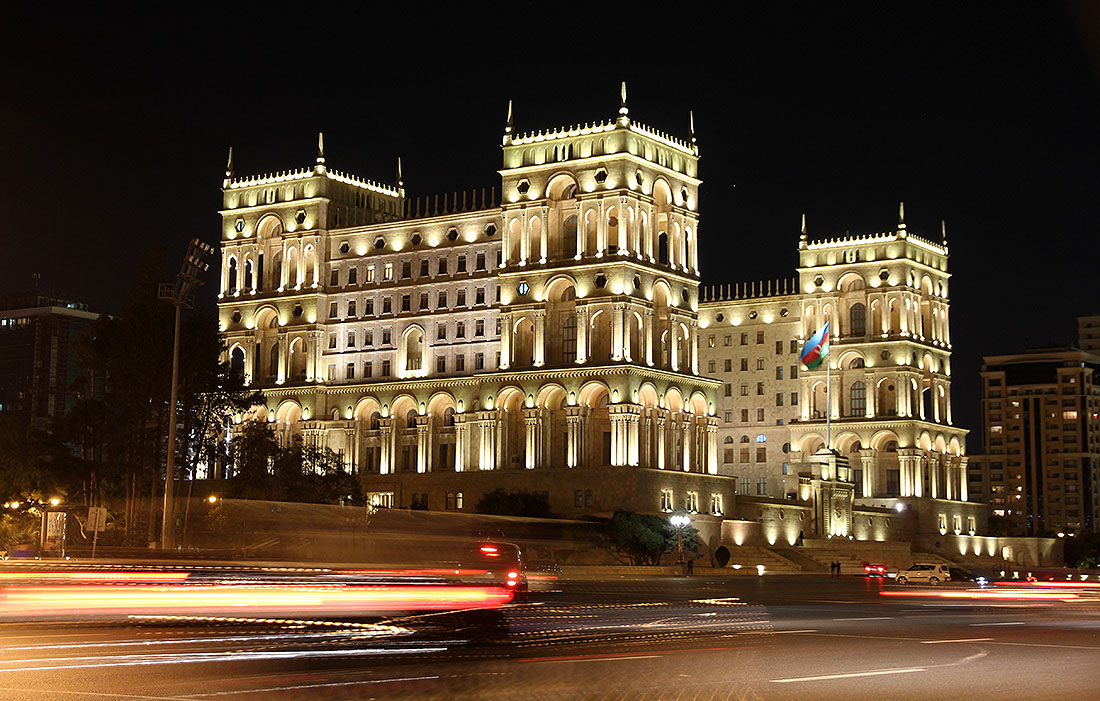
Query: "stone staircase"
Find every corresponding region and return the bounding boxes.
[722,546,801,573]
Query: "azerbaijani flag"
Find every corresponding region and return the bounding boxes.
[800,320,830,371]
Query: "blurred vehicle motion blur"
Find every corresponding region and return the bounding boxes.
[460,542,528,598]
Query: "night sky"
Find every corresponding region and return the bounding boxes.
[3,3,1098,445]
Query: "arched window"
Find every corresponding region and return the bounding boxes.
[849,303,866,336]
[562,214,578,258]
[268,343,278,379]
[370,411,381,430]
[561,315,577,364]
[244,260,254,290]
[230,346,245,380]
[228,258,238,292]
[740,435,750,443]
[755,434,767,443]
[455,492,463,509]
[724,436,734,444]
[849,357,865,369]
[443,407,456,426]
[850,381,867,416]
[658,232,669,265]
[406,409,417,428]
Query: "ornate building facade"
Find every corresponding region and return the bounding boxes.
[217,90,728,516]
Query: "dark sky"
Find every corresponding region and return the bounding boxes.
[3,3,1098,445]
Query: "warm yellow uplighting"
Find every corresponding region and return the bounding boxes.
[49,498,61,507]
[207,495,218,504]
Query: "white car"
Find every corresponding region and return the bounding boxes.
[895,563,951,585]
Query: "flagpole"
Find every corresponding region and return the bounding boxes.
[826,354,831,451]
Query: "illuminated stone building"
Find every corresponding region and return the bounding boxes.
[699,209,978,539]
[216,88,729,517]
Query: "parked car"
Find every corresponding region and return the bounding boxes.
[895,563,951,585]
[863,562,888,577]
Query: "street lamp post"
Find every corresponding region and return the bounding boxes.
[670,513,690,565]
[158,238,215,551]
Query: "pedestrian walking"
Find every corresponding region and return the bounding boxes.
[687,558,694,575]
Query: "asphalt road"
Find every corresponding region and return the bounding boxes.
[0,573,1098,699]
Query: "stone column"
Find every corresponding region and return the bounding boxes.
[669,320,680,371]
[378,418,395,474]
[415,416,431,473]
[681,413,692,472]
[500,312,512,370]
[275,333,287,384]
[453,415,468,472]
[564,406,586,468]
[655,409,668,469]
[644,310,654,366]
[523,408,543,469]
[608,404,641,467]
[539,205,549,263]
[520,209,530,264]
[957,456,969,501]
[477,410,498,471]
[533,310,546,367]
[829,365,841,420]
[622,306,632,362]
[611,304,624,361]
[690,321,699,375]
[706,416,719,475]
[575,307,588,364]
[860,450,877,498]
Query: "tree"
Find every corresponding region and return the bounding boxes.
[600,510,701,566]
[475,488,552,518]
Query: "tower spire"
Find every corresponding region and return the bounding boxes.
[619,81,629,115]
[689,110,696,144]
[223,146,233,187]
[799,213,808,249]
[898,201,906,229]
[506,99,513,133]
[941,219,947,244]
[396,156,405,198]
[317,132,325,164]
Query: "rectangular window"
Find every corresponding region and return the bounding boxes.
[346,362,355,379]
[347,300,356,317]
[757,408,765,421]
[740,384,748,396]
[791,365,798,379]
[328,334,337,349]
[776,393,784,406]
[456,322,466,338]
[496,317,502,335]
[776,340,783,354]
[476,252,486,270]
[724,335,732,347]
[457,290,467,307]
[495,285,501,303]
[366,266,375,283]
[348,268,357,285]
[382,328,391,345]
[740,448,749,464]
[724,448,735,463]
[757,382,764,395]
[660,489,673,512]
[329,302,338,319]
[438,258,448,275]
[740,332,748,345]
[475,319,485,337]
[790,340,798,353]
[401,294,411,312]
[382,297,392,314]
[741,358,748,371]
[757,358,765,370]
[420,293,429,310]
[496,351,501,368]
[438,292,447,309]
[686,491,698,513]
[708,335,715,348]
[756,478,767,495]
[365,331,373,346]
[756,331,764,344]
[476,288,485,305]
[420,259,429,277]
[475,353,485,370]
[383,262,393,281]
[724,383,732,397]
[741,409,749,422]
[401,261,411,278]
[725,358,733,372]
[776,366,783,380]
[457,255,467,273]
[708,360,716,373]
[756,447,766,462]
[327,364,336,381]
[436,356,446,373]
[364,361,372,378]
[364,299,374,316]
[381,360,391,377]
[724,410,732,423]
[330,269,339,286]
[711,494,723,516]
[456,354,465,371]
[346,332,355,348]
[437,324,446,341]
[791,392,798,406]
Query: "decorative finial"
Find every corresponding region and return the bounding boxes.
[898,201,906,229]
[316,132,325,164]
[396,156,404,188]
[689,110,696,144]
[941,219,947,243]
[619,81,629,116]
[800,213,807,240]
[506,99,513,134]
[225,146,233,179]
